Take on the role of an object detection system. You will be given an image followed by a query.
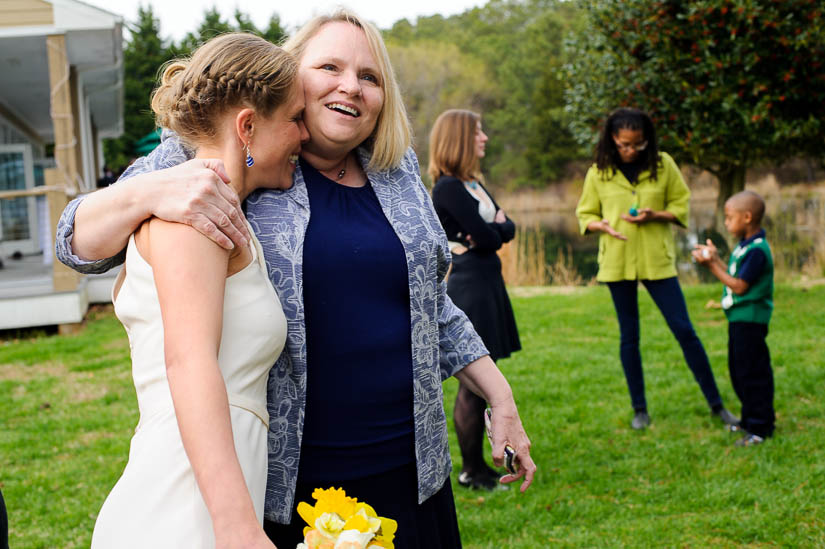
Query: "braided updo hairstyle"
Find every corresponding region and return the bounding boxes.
[151,33,297,148]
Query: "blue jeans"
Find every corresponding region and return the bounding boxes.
[607,278,723,411]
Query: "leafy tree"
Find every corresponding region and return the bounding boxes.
[485,5,584,186]
[261,14,287,44]
[233,9,258,34]
[387,41,499,184]
[565,0,825,228]
[385,0,586,189]
[232,9,286,44]
[102,6,288,170]
[103,5,173,171]
[173,7,286,55]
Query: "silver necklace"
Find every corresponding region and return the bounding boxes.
[334,156,347,180]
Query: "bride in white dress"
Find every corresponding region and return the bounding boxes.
[89,33,307,549]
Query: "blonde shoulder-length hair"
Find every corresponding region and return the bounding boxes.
[283,9,412,172]
[427,109,482,183]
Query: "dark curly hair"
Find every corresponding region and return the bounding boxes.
[595,107,659,181]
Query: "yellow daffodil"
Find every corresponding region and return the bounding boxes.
[315,512,346,536]
[378,516,397,538]
[343,508,382,534]
[314,487,358,519]
[298,487,357,530]
[297,501,319,530]
[370,534,395,549]
[296,487,397,549]
[354,502,377,517]
[371,516,398,549]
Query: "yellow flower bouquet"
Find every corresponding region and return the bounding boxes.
[295,487,397,549]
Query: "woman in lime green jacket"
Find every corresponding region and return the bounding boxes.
[575,108,737,431]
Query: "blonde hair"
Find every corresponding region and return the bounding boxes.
[428,109,482,183]
[283,9,411,171]
[151,33,298,148]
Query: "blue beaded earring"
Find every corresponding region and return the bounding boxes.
[244,143,254,167]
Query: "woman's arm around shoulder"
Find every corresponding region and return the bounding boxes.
[142,219,273,548]
[73,158,247,261]
[57,132,250,270]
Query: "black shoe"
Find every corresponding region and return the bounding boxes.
[713,407,740,427]
[631,410,650,430]
[457,471,508,491]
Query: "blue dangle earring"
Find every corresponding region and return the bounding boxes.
[244,143,254,167]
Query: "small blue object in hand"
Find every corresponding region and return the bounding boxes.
[629,207,638,216]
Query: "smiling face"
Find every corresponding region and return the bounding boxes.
[297,22,385,157]
[612,128,647,163]
[474,120,488,159]
[250,82,309,189]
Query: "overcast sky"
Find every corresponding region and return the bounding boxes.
[82,0,487,39]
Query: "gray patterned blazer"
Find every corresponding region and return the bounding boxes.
[55,132,490,523]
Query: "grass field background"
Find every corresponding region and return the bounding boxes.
[2,283,824,547]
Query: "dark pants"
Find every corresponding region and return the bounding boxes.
[607,278,723,411]
[729,322,775,438]
[263,462,461,548]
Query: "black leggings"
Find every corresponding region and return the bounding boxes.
[453,382,494,476]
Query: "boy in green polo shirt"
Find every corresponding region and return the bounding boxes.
[693,190,775,446]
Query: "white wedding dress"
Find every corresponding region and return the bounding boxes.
[91,227,286,548]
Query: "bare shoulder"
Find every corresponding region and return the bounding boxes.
[134,217,228,269]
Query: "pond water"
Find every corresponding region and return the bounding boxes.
[506,190,825,284]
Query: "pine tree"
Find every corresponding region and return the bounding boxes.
[176,7,233,55]
[262,14,286,45]
[103,5,172,171]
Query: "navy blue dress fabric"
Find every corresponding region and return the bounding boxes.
[297,158,415,484]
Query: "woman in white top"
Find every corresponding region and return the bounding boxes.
[90,33,307,548]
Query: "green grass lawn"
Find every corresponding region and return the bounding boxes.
[2,284,824,548]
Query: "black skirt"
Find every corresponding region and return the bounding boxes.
[448,250,521,361]
[264,462,462,548]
